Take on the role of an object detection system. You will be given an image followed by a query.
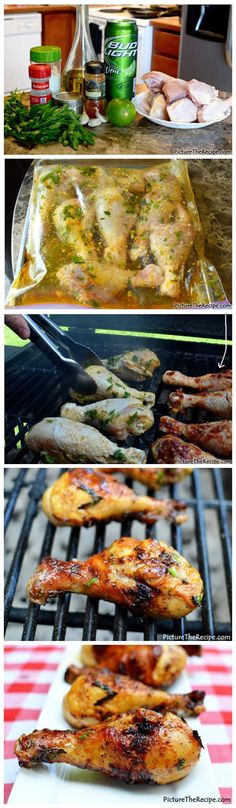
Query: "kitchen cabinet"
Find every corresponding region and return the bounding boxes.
[151,16,181,78]
[4,6,76,70]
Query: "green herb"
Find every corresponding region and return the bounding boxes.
[79,733,89,740]
[85,577,99,588]
[41,452,56,464]
[63,204,82,220]
[4,91,96,150]
[169,567,181,579]
[193,594,203,607]
[175,230,182,240]
[104,210,111,216]
[46,419,53,423]
[177,759,186,770]
[71,255,85,264]
[127,411,138,425]
[81,167,96,176]
[113,449,125,461]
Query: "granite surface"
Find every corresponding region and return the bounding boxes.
[8,158,232,304]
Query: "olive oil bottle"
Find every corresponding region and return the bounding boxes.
[62,5,97,95]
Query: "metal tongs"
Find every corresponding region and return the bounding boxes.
[24,314,103,395]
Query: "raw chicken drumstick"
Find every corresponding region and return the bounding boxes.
[70,365,155,406]
[168,390,232,419]
[152,435,217,463]
[79,644,187,688]
[60,398,154,441]
[15,708,202,784]
[27,538,203,619]
[159,417,232,459]
[25,418,146,465]
[163,369,232,391]
[63,666,205,728]
[41,468,187,527]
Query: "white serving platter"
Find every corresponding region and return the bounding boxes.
[133,91,231,130]
[9,644,220,805]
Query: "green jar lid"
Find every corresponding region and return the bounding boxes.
[30,46,61,63]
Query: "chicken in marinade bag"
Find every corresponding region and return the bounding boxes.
[7,160,227,308]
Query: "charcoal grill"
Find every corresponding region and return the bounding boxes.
[4,467,232,641]
[5,315,232,463]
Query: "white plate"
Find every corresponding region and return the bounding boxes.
[133,91,231,130]
[9,644,220,805]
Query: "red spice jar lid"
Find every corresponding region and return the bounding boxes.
[29,63,51,78]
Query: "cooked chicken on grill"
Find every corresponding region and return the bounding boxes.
[103,349,160,381]
[160,417,232,459]
[27,537,203,618]
[63,666,205,728]
[102,468,192,489]
[41,468,187,527]
[152,435,217,463]
[163,369,232,391]
[25,418,146,465]
[60,398,154,441]
[130,168,193,298]
[79,644,187,688]
[15,708,202,784]
[168,389,232,418]
[70,365,155,406]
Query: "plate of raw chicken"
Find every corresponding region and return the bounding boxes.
[133,73,232,129]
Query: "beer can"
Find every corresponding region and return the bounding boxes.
[104,20,138,100]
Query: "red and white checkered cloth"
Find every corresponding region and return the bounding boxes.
[4,644,232,804]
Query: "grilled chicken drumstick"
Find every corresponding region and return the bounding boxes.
[160,417,232,459]
[70,365,155,406]
[78,643,187,688]
[60,398,154,441]
[15,708,202,784]
[152,435,217,462]
[101,468,191,488]
[103,349,160,381]
[168,389,232,418]
[42,468,187,527]
[63,666,205,728]
[163,370,232,391]
[25,418,146,464]
[27,538,203,618]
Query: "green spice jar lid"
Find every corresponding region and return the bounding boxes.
[30,46,61,63]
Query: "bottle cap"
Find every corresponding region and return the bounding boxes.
[30,46,61,63]
[85,61,105,74]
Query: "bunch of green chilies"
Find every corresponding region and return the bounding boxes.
[4,91,96,150]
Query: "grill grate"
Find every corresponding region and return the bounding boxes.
[4,468,232,641]
[5,333,232,463]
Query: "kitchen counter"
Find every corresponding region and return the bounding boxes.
[8,158,232,304]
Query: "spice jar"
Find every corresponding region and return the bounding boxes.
[30,46,62,94]
[84,61,106,119]
[29,63,51,90]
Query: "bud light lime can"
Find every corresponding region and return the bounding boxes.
[104,20,138,100]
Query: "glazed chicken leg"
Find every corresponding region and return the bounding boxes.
[70,365,155,406]
[25,418,146,465]
[163,369,232,391]
[60,398,154,441]
[102,468,192,489]
[63,666,205,728]
[15,709,202,784]
[41,468,187,527]
[27,538,203,619]
[152,435,217,463]
[103,349,160,381]
[79,644,187,687]
[168,389,232,419]
[160,416,232,458]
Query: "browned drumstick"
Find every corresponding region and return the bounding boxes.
[63,666,205,728]
[78,643,188,687]
[159,417,232,458]
[15,709,203,784]
[42,467,187,527]
[168,389,232,419]
[152,435,218,463]
[27,538,203,619]
[101,467,192,489]
[163,370,232,391]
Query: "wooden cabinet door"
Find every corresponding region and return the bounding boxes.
[42,12,76,70]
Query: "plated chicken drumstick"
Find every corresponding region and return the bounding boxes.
[163,370,232,391]
[27,538,203,619]
[63,666,205,728]
[42,468,187,527]
[25,418,146,464]
[152,435,217,462]
[70,365,155,406]
[79,643,187,688]
[60,398,154,441]
[168,389,232,419]
[160,417,232,459]
[15,708,202,784]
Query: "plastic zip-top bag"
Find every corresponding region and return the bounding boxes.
[7,159,228,309]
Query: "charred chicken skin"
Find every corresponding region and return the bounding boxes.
[103,349,160,381]
[160,417,232,459]
[152,435,217,463]
[79,644,188,688]
[163,370,232,392]
[27,538,203,619]
[41,468,187,528]
[63,666,205,728]
[15,708,202,784]
[71,365,155,406]
[168,389,232,419]
[60,398,154,441]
